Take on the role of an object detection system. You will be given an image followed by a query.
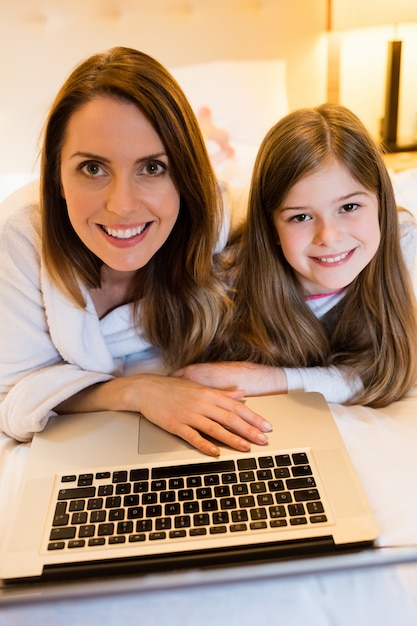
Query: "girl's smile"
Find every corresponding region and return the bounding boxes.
[311,248,355,265]
[273,160,381,296]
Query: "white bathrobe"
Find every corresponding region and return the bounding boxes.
[0,202,166,441]
[1,198,416,442]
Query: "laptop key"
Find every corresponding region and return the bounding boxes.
[78,474,94,486]
[169,530,187,538]
[292,465,313,477]
[149,532,166,540]
[230,523,247,532]
[50,527,76,541]
[89,538,106,546]
[98,523,114,536]
[286,477,316,490]
[294,489,321,502]
[292,453,309,465]
[79,525,95,538]
[58,487,96,500]
[48,541,66,550]
[68,539,86,548]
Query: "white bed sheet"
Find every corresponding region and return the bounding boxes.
[0,561,416,625]
[1,393,417,623]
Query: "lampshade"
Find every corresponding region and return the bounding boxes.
[330,0,417,30]
[328,0,417,151]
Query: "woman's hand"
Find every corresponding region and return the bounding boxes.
[172,361,288,396]
[55,373,273,457]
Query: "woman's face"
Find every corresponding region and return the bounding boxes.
[60,96,180,274]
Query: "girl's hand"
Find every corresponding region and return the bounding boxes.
[172,361,288,396]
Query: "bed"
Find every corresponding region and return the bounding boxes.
[1,0,417,623]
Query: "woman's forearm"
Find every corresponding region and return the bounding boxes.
[54,373,274,458]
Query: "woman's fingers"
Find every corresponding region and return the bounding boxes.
[197,388,273,439]
[166,399,273,457]
[172,417,256,458]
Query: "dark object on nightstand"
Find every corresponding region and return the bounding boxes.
[381,40,417,154]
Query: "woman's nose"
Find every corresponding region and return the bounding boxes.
[105,177,139,216]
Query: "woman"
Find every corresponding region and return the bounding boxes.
[0,47,271,455]
[175,104,417,407]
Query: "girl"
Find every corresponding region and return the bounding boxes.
[0,47,272,456]
[175,104,417,407]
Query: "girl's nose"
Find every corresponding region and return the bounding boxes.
[313,219,344,245]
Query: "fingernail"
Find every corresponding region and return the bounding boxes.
[262,422,273,432]
[257,433,269,444]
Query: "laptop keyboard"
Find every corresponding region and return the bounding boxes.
[47,450,329,552]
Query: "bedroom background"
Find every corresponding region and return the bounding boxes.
[2,1,417,622]
[1,0,417,205]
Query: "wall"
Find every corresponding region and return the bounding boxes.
[0,0,328,176]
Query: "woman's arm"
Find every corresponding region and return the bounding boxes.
[0,205,272,453]
[55,374,272,457]
[0,206,114,441]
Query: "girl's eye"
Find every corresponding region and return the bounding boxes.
[143,160,167,176]
[290,213,311,223]
[80,162,105,177]
[341,203,359,213]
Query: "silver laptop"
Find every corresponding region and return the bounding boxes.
[0,392,378,591]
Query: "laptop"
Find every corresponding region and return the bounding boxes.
[0,391,379,592]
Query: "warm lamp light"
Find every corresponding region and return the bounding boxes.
[328,0,417,152]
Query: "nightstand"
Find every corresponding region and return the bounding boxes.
[383,151,417,172]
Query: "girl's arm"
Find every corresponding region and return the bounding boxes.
[172,361,363,405]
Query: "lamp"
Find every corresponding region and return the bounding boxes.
[328,0,417,152]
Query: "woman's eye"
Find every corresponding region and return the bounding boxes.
[80,162,104,177]
[144,161,166,176]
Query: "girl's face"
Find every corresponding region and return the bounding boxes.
[272,160,381,296]
[60,96,180,275]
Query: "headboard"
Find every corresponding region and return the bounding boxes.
[0,0,327,180]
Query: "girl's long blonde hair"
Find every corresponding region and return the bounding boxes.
[222,104,417,407]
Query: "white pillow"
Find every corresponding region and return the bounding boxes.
[170,59,288,147]
[0,173,38,205]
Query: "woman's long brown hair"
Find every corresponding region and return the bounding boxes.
[41,47,229,368]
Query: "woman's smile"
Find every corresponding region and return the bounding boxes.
[98,222,153,249]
